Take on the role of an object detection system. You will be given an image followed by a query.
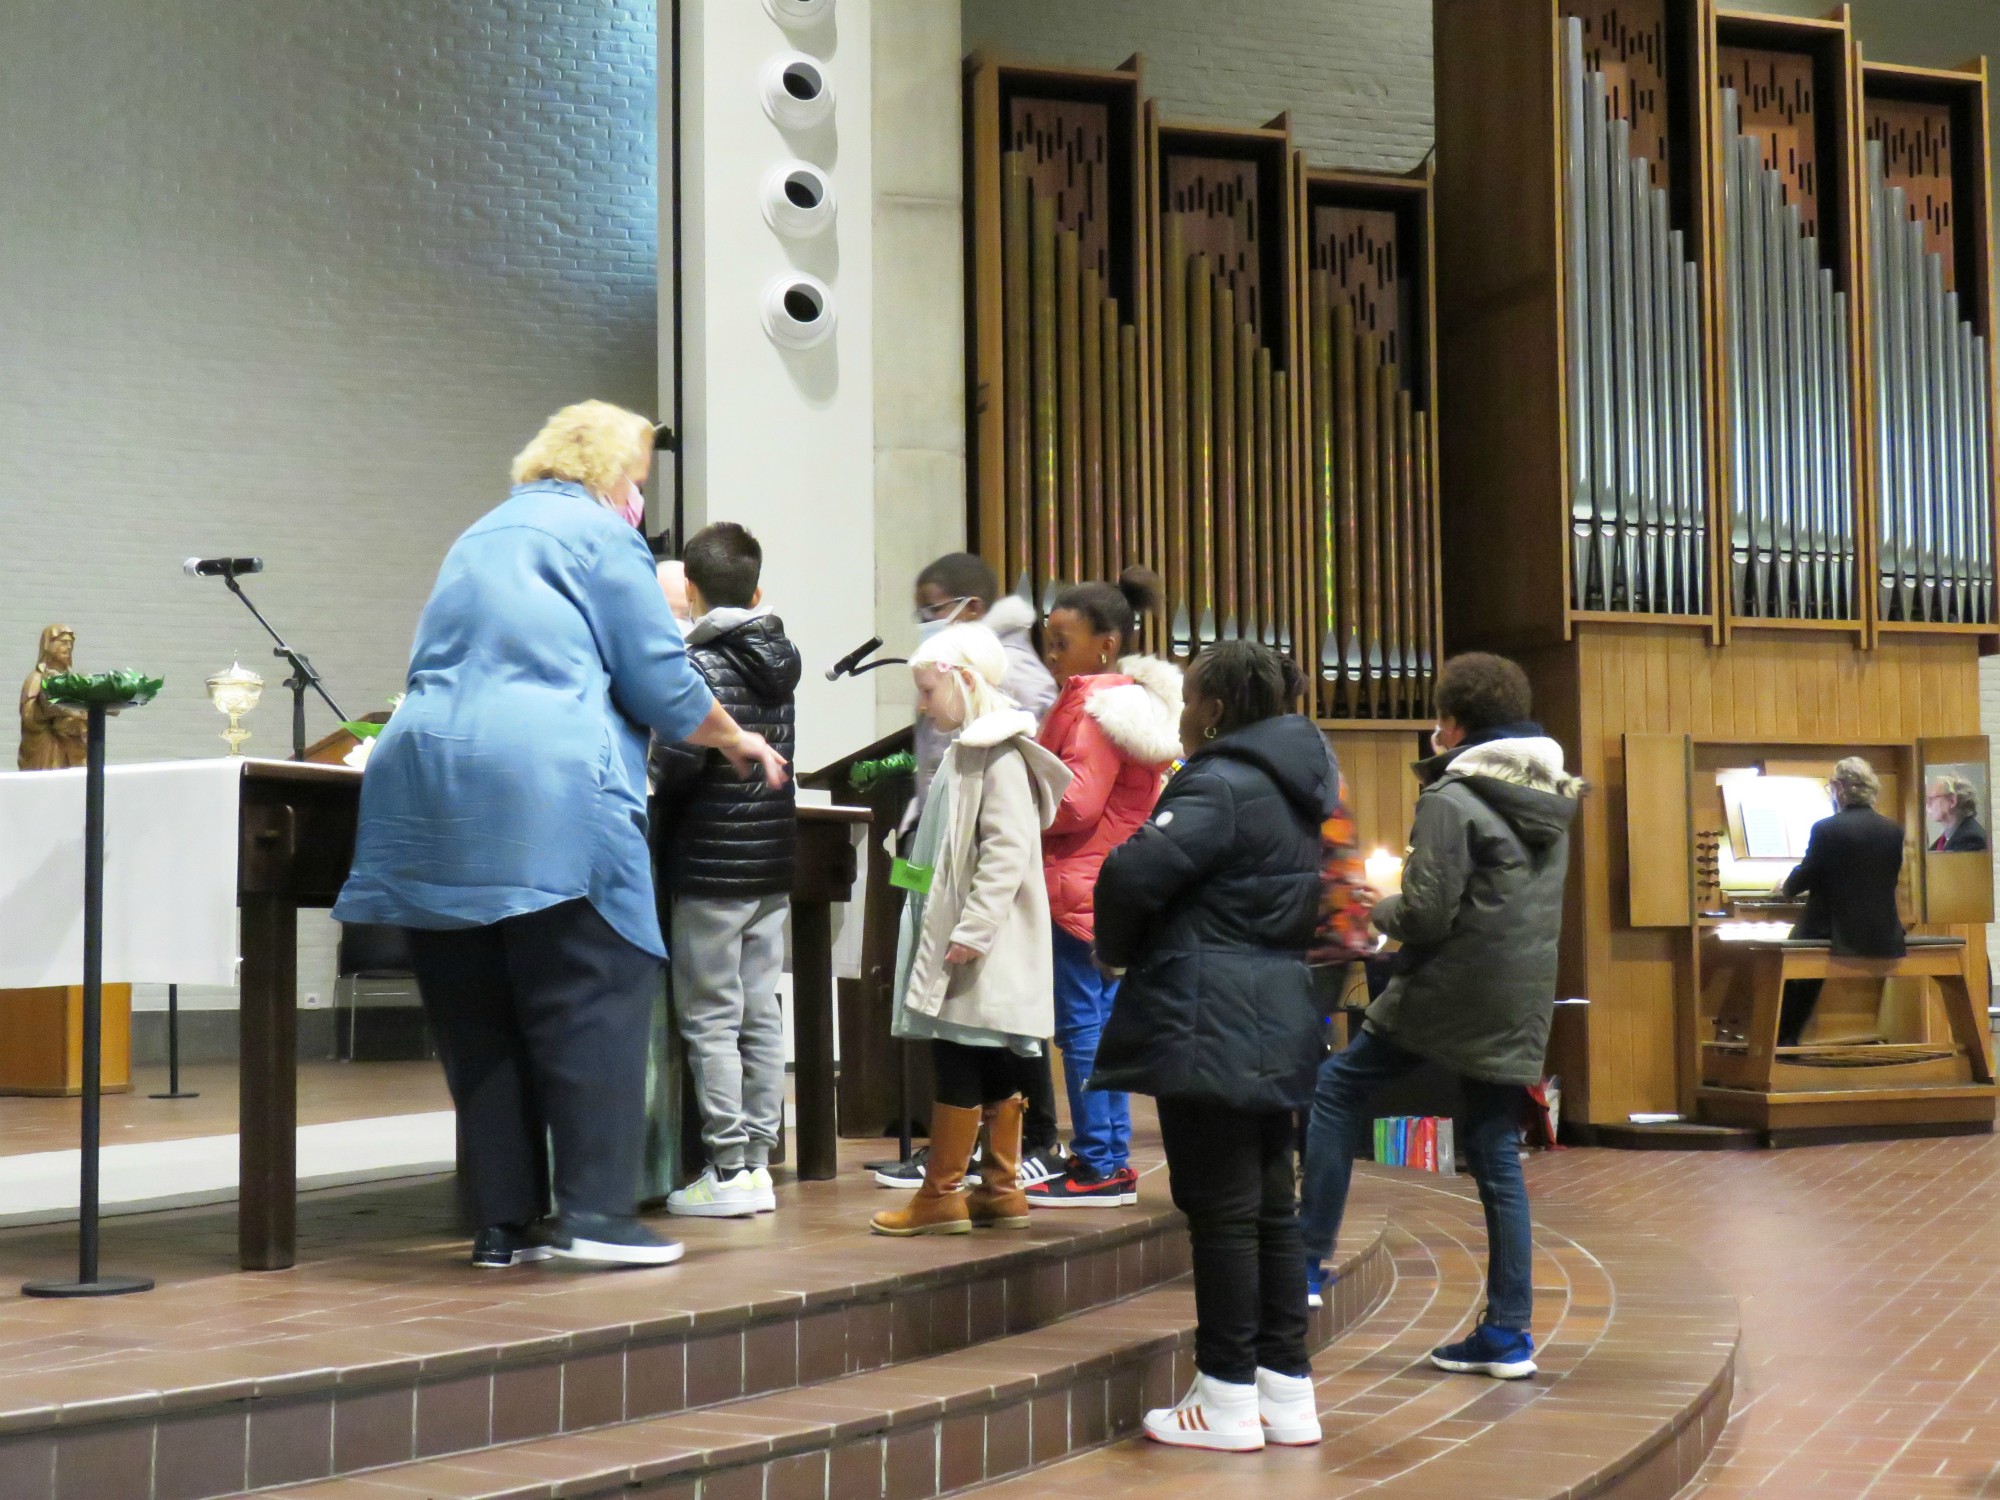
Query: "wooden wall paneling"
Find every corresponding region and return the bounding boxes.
[1433,0,1569,653]
[1324,728,1424,858]
[1625,732,1695,926]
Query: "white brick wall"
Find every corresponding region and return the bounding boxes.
[960,0,1434,172]
[2,0,658,1010]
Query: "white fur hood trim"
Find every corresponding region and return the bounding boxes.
[1083,655,1184,767]
[1449,737,1586,798]
[984,594,1037,639]
[956,707,1040,749]
[950,708,1074,827]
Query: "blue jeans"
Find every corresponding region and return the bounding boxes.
[1300,1028,1534,1332]
[1052,925,1130,1176]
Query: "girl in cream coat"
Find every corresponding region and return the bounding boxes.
[873,625,1073,1237]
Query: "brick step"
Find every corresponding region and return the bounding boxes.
[977,1176,1740,1500]
[0,1181,1210,1500]
[249,1222,1395,1500]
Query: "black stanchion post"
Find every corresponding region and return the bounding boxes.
[149,983,198,1100]
[23,703,155,1298]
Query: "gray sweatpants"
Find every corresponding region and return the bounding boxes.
[670,893,789,1170]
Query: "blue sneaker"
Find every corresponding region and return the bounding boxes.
[1429,1323,1536,1379]
[1305,1257,1334,1310]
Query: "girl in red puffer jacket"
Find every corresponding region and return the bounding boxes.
[1029,568,1183,1207]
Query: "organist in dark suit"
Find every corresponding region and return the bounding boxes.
[1776,757,1906,1046]
[1926,775,1989,853]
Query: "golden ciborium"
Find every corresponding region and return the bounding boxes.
[206,662,265,755]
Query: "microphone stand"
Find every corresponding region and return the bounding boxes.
[220,574,348,758]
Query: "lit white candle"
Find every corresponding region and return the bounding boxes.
[1364,848,1404,895]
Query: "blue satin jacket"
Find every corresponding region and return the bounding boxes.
[333,480,713,957]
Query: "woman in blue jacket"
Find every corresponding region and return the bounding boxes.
[335,402,787,1271]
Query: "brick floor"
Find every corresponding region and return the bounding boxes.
[1523,1136,2000,1499]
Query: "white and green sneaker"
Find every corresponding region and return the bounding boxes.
[665,1165,760,1219]
[748,1166,777,1214]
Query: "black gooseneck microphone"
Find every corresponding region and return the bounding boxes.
[183,557,346,756]
[826,637,908,682]
[182,556,264,578]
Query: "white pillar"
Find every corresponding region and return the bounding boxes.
[674,0,876,773]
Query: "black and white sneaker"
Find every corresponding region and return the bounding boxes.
[1017,1143,1068,1189]
[872,1144,983,1189]
[550,1212,685,1268]
[470,1221,552,1269]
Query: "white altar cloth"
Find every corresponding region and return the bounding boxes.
[0,758,247,989]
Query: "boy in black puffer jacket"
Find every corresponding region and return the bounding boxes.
[1301,652,1581,1382]
[650,523,800,1219]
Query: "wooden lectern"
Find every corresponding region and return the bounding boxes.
[801,726,933,1140]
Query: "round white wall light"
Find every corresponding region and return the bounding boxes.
[760,52,834,130]
[763,274,836,350]
[761,160,836,237]
[763,0,832,26]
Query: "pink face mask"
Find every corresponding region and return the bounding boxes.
[616,480,645,529]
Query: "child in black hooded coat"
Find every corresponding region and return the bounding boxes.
[1090,641,1336,1453]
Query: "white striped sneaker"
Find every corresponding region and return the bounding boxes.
[1017,1144,1067,1189]
[1141,1373,1264,1452]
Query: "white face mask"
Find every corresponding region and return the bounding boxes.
[917,598,971,640]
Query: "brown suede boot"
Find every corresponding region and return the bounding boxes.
[871,1103,980,1236]
[967,1095,1031,1229]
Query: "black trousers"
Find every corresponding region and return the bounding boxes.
[407,897,659,1229]
[1779,979,1821,1047]
[931,1040,1027,1109]
[1009,1048,1059,1151]
[1157,1097,1312,1384]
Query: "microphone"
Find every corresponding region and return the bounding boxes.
[827,636,885,682]
[183,556,264,578]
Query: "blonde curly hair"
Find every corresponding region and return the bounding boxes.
[510,401,654,500]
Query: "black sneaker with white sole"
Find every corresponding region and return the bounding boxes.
[550,1212,685,1268]
[872,1144,984,1189]
[1017,1143,1068,1189]
[470,1221,552,1269]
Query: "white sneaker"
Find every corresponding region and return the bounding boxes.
[665,1166,760,1219]
[1141,1372,1264,1452]
[748,1166,777,1213]
[1255,1367,1322,1446]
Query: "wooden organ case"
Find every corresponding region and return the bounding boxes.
[962,54,1444,856]
[1435,0,1999,1139]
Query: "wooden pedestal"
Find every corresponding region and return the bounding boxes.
[0,985,133,1096]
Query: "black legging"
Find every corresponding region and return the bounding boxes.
[1009,1049,1059,1150]
[932,1039,1027,1109]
